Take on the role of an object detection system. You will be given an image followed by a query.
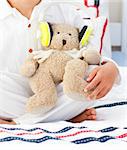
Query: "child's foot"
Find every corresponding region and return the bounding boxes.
[69,108,96,123]
[0,119,16,125]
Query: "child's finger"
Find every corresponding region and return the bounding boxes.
[96,87,111,99]
[96,88,107,99]
[87,83,103,100]
[84,75,101,92]
[86,67,99,82]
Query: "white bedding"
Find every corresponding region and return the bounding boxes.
[0,67,127,149]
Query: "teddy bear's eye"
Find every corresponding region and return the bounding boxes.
[69,33,72,36]
[57,32,60,34]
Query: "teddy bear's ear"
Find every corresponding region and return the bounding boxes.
[39,22,53,47]
[79,26,93,47]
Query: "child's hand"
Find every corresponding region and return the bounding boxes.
[84,62,119,99]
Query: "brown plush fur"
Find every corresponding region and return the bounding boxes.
[21,23,100,114]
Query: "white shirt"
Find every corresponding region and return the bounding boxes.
[0,0,120,124]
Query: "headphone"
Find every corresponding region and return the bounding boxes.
[79,25,93,48]
[39,21,93,48]
[39,22,53,47]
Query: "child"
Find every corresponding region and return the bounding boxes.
[0,0,119,124]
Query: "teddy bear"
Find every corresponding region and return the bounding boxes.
[20,22,101,114]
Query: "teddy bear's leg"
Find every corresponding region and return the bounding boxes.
[26,72,57,114]
[63,59,89,101]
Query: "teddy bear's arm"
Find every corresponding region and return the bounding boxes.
[82,48,101,65]
[20,56,39,77]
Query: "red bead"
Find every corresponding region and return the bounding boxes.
[28,24,31,28]
[29,49,33,53]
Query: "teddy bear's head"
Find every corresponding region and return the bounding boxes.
[39,23,80,51]
[49,24,79,51]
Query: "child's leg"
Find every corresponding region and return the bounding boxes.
[0,72,31,120]
[0,86,27,119]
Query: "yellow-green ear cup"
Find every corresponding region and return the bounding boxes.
[79,26,93,47]
[39,22,52,47]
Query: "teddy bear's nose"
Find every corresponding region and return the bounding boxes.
[62,39,66,45]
